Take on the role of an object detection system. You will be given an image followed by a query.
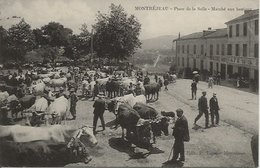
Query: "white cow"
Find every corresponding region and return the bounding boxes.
[0,91,9,102]
[47,96,69,124]
[25,96,49,126]
[31,82,46,96]
[115,94,146,109]
[0,124,97,146]
[49,78,67,91]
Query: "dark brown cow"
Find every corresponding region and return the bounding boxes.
[144,83,160,101]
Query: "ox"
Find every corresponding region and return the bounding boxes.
[0,125,97,166]
[133,103,169,137]
[49,78,67,91]
[47,95,69,124]
[112,103,153,148]
[24,96,49,126]
[30,81,46,96]
[107,94,146,116]
[144,83,160,101]
[0,91,9,102]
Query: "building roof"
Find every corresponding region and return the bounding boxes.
[225,9,259,24]
[179,32,204,40]
[173,28,227,42]
[204,28,227,38]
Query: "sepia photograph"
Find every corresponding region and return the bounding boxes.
[0,0,259,167]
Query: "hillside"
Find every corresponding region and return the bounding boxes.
[140,35,177,51]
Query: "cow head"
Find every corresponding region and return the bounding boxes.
[68,126,98,148]
[107,99,122,116]
[80,126,98,147]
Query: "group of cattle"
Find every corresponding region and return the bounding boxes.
[83,76,161,101]
[106,93,175,148]
[0,67,173,166]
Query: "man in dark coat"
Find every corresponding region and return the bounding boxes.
[194,91,209,128]
[158,78,163,90]
[92,81,99,101]
[209,93,220,126]
[70,88,78,120]
[92,93,106,135]
[191,80,197,100]
[171,108,189,162]
[164,79,169,91]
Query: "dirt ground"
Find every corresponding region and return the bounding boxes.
[64,78,257,167]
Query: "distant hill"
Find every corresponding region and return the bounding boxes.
[140,35,177,51]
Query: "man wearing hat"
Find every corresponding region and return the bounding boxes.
[194,91,209,128]
[70,88,78,120]
[209,93,220,126]
[92,93,106,135]
[134,82,143,96]
[171,108,189,162]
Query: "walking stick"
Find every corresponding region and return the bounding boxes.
[167,141,175,162]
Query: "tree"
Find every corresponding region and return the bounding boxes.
[0,26,8,63]
[93,4,141,62]
[33,28,47,48]
[7,19,35,62]
[40,22,73,47]
[64,23,91,60]
[39,22,73,62]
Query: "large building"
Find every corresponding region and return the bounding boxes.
[174,9,259,80]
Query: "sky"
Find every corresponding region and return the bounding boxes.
[0,0,258,40]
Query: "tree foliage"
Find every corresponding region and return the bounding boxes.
[93,4,141,61]
[7,19,35,62]
[64,24,91,60]
[0,26,8,62]
[40,22,73,47]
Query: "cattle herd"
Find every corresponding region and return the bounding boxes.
[0,63,178,166]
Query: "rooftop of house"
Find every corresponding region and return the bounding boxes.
[225,9,259,24]
[173,28,227,41]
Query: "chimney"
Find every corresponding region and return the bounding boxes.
[208,27,212,30]
[244,10,252,14]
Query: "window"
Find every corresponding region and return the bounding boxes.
[200,60,204,70]
[178,57,180,66]
[182,45,185,53]
[187,45,189,54]
[221,44,225,55]
[193,45,196,54]
[177,45,180,54]
[210,44,213,56]
[227,44,232,55]
[193,59,196,68]
[182,57,184,66]
[187,58,190,67]
[243,22,247,36]
[235,44,239,56]
[236,24,239,37]
[229,25,232,37]
[201,45,204,55]
[254,43,258,58]
[255,20,259,35]
[243,44,247,57]
[216,44,220,55]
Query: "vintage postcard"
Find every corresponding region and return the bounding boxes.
[0,0,258,167]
